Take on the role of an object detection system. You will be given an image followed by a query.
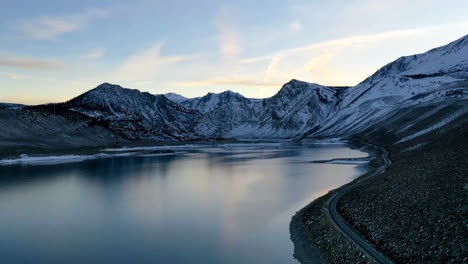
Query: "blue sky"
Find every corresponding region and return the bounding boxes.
[1,0,467,104]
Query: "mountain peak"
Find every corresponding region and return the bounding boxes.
[275,79,314,97]
[85,83,150,99]
[285,79,304,86]
[361,34,468,84]
[200,90,245,101]
[164,93,187,103]
[282,79,319,89]
[219,90,243,97]
[21,34,468,142]
[220,90,235,94]
[84,83,131,97]
[429,34,468,55]
[94,82,124,91]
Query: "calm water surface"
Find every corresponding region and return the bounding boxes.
[0,143,367,264]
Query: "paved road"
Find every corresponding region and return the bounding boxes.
[326,144,394,264]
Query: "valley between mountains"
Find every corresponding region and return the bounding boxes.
[0,35,467,264]
[1,35,467,151]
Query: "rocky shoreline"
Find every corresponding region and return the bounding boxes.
[290,116,467,263]
[290,141,382,264]
[337,130,467,263]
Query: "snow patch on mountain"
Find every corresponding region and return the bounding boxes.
[24,34,467,142]
[181,90,253,113]
[0,103,25,109]
[164,93,188,103]
[65,83,201,140]
[313,34,468,137]
[396,106,468,143]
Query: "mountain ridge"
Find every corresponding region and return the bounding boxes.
[1,34,467,145]
[62,34,468,140]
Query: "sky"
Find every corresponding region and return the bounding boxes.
[0,0,467,104]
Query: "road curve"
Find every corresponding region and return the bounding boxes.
[326,144,394,264]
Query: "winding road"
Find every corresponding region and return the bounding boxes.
[326,144,394,264]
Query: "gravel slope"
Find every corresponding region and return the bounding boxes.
[0,108,123,158]
[338,118,467,263]
[290,100,467,263]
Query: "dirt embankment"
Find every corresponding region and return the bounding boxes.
[337,127,467,263]
[0,108,123,158]
[290,103,467,264]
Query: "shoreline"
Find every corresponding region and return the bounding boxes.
[0,138,384,262]
[290,203,327,264]
[290,114,467,264]
[0,139,347,166]
[289,140,384,264]
[0,139,288,164]
[3,133,464,262]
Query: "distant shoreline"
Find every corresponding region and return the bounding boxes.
[0,138,281,159]
[0,139,327,165]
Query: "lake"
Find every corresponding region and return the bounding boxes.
[0,142,367,264]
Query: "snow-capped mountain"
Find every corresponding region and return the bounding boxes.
[60,79,343,139]
[182,82,341,138]
[64,83,200,140]
[67,35,468,140]
[312,34,468,138]
[256,80,342,137]
[164,93,187,103]
[183,91,263,137]
[0,103,25,109]
[180,90,254,113]
[3,34,466,144]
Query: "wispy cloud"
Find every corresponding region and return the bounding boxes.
[83,48,106,60]
[0,57,64,70]
[215,8,241,60]
[17,8,108,40]
[283,28,431,55]
[288,20,304,34]
[237,23,468,87]
[127,21,468,97]
[240,27,432,64]
[172,78,279,88]
[1,95,68,105]
[239,55,273,64]
[263,53,335,82]
[0,71,29,80]
[114,42,200,82]
[263,57,280,81]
